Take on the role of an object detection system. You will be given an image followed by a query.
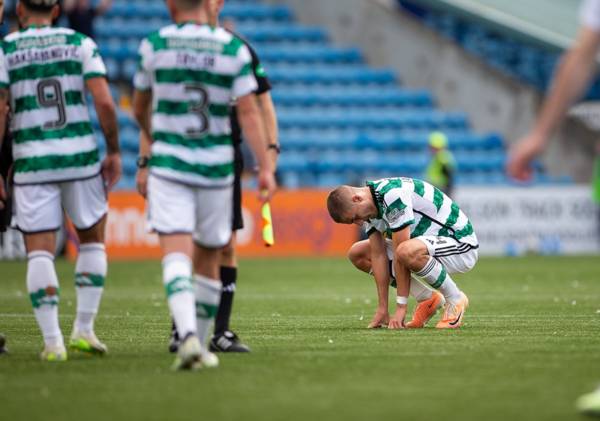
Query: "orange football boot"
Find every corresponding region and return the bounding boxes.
[406,291,445,328]
[435,291,469,329]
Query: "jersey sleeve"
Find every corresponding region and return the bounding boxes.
[364,219,387,237]
[246,42,272,95]
[580,0,600,32]
[0,44,9,89]
[232,43,258,99]
[133,38,153,91]
[81,36,107,80]
[382,188,415,232]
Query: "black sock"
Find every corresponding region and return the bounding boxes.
[215,266,237,335]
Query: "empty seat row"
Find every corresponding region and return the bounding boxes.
[268,65,397,85]
[276,110,468,130]
[96,23,327,44]
[280,132,502,151]
[105,2,293,21]
[272,88,432,107]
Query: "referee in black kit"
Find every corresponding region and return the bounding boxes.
[169,0,280,353]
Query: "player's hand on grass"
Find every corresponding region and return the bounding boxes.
[102,153,122,191]
[507,133,544,181]
[388,306,407,330]
[258,169,276,203]
[136,168,149,198]
[0,174,5,211]
[368,308,389,329]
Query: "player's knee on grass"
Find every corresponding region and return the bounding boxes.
[395,240,429,272]
[347,241,370,273]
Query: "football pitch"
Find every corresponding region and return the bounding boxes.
[1,256,599,421]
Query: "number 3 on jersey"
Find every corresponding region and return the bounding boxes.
[185,83,210,137]
[37,79,67,130]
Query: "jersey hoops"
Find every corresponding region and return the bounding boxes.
[0,26,106,185]
[134,23,258,187]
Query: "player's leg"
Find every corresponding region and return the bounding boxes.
[15,183,66,361]
[148,175,201,370]
[62,175,109,354]
[210,232,251,353]
[210,150,249,353]
[348,239,443,327]
[192,185,233,367]
[395,237,469,328]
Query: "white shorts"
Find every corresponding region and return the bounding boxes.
[14,175,107,233]
[147,175,233,248]
[385,236,478,275]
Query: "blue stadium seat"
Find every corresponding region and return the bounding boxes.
[256,46,361,64]
[267,65,397,85]
[238,24,327,43]
[272,88,432,107]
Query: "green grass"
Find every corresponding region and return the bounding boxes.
[1,256,599,421]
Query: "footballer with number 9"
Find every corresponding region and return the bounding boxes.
[0,0,121,361]
[327,177,478,329]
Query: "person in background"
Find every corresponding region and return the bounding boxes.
[62,0,111,39]
[426,131,455,197]
[506,0,600,415]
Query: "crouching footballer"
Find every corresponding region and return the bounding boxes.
[327,177,478,329]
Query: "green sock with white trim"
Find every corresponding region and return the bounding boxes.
[163,253,196,338]
[414,257,461,303]
[194,275,222,347]
[28,251,64,348]
[74,243,106,334]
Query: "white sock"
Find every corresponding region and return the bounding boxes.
[75,243,107,334]
[27,251,63,348]
[414,257,461,303]
[194,275,222,347]
[410,276,433,302]
[163,253,196,338]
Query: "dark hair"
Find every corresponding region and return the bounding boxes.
[327,186,350,223]
[20,0,58,12]
[174,0,204,11]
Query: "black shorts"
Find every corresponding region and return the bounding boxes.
[232,148,244,231]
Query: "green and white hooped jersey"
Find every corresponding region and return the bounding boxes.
[134,22,258,187]
[0,26,106,185]
[364,177,478,246]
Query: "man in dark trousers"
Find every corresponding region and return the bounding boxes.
[170,0,279,353]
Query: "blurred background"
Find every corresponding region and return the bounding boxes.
[0,0,598,260]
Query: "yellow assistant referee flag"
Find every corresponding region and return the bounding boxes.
[261,202,274,247]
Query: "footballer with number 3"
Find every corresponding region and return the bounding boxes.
[133,0,276,370]
[0,0,121,361]
[327,177,478,329]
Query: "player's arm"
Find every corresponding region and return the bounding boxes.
[508,26,600,180]
[256,91,279,170]
[237,93,276,201]
[368,230,391,328]
[132,89,152,198]
[0,87,8,209]
[87,77,121,190]
[389,227,411,329]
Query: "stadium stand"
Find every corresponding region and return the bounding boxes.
[86,0,564,189]
[397,0,600,99]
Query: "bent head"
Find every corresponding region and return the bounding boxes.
[327,186,374,226]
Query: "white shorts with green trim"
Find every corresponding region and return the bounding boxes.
[385,236,478,276]
[147,174,233,248]
[14,175,107,233]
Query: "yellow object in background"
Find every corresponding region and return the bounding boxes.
[262,202,274,247]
